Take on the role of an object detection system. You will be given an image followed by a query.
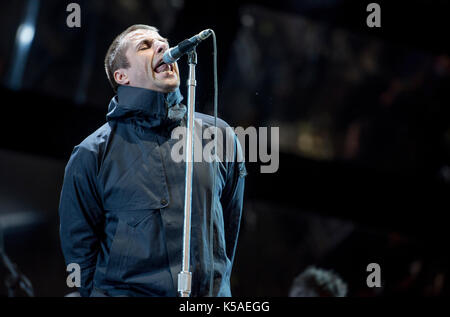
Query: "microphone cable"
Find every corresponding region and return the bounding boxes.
[208,29,218,297]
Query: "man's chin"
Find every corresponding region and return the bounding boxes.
[157,80,180,93]
[132,78,180,93]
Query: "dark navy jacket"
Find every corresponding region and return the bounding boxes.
[58,85,246,297]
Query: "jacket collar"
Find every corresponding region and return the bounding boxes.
[106,85,186,130]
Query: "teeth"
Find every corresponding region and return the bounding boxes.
[154,60,163,70]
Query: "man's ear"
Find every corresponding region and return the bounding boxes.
[114,69,130,86]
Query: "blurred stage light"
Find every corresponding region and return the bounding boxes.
[17,23,35,46]
[6,0,40,91]
[0,211,44,231]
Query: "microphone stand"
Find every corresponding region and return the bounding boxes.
[178,49,197,297]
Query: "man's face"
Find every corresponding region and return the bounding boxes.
[115,29,180,92]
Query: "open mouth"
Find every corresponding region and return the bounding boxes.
[154,59,173,74]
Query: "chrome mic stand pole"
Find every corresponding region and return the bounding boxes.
[178,49,197,297]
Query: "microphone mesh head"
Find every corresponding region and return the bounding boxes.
[198,29,212,41]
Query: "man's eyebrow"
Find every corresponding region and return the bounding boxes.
[134,37,169,49]
[135,39,149,49]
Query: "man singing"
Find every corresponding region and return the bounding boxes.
[58,24,246,297]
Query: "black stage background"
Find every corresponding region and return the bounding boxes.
[0,0,449,297]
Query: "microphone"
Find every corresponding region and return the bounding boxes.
[163,29,212,64]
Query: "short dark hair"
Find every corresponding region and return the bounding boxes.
[104,24,158,92]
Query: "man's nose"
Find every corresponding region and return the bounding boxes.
[155,41,168,55]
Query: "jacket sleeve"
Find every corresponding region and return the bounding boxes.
[58,145,104,297]
[220,133,246,267]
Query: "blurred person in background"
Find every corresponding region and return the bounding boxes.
[289,266,348,297]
